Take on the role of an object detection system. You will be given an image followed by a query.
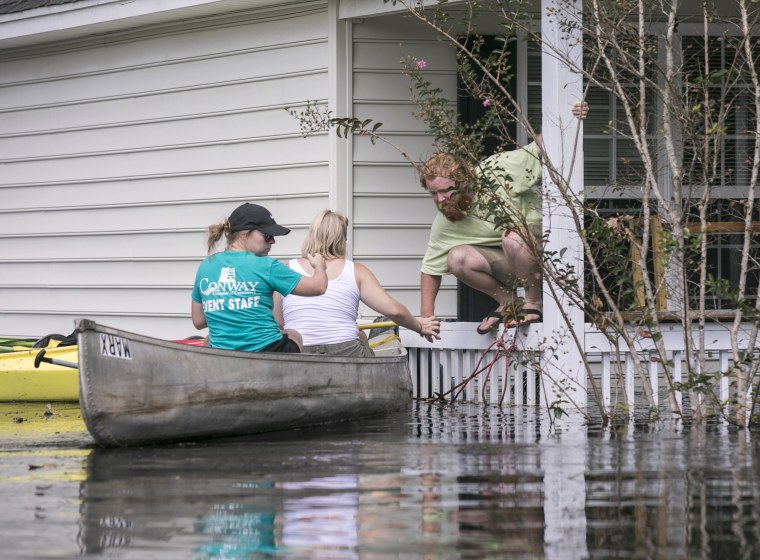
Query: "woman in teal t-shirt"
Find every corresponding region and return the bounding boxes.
[191,203,327,352]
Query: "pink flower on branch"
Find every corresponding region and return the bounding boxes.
[482,98,491,108]
[416,59,427,70]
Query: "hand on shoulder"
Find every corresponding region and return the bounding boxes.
[305,253,326,272]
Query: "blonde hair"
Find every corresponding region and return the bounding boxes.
[301,210,348,259]
[418,152,476,193]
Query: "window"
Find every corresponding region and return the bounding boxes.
[681,35,760,309]
[566,32,760,312]
[681,36,757,190]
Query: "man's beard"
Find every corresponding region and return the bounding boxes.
[438,192,472,222]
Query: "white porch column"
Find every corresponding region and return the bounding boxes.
[540,0,586,410]
[328,0,353,235]
[541,430,589,560]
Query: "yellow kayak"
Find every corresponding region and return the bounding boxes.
[0,345,79,402]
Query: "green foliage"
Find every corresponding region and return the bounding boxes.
[549,399,570,419]
[672,371,721,396]
[584,213,638,313]
[401,55,489,167]
[286,101,385,146]
[332,117,384,144]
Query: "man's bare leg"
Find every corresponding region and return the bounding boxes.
[446,245,514,332]
[501,229,542,326]
[447,235,542,330]
[446,245,509,301]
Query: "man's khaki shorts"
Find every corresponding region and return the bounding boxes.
[470,223,542,286]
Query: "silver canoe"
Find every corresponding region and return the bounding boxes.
[76,319,412,447]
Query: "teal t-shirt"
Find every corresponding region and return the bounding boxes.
[421,142,542,276]
[192,251,302,351]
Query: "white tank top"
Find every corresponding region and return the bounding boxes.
[282,259,361,346]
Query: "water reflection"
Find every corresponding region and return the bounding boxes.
[584,422,760,560]
[77,407,553,558]
[15,402,753,559]
[195,494,277,557]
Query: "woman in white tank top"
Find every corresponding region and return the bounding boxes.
[274,210,441,357]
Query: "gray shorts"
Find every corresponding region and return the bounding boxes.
[302,339,375,358]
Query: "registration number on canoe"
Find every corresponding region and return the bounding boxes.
[100,334,132,360]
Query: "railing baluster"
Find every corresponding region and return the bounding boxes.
[431,349,441,399]
[464,350,475,402]
[514,359,524,406]
[649,351,659,410]
[601,352,611,412]
[527,354,537,405]
[719,350,729,412]
[453,349,463,402]
[409,348,419,398]
[489,356,507,404]
[625,353,635,417]
[443,349,453,399]
[490,350,501,404]
[420,349,430,401]
[672,350,682,411]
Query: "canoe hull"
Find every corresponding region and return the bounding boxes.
[0,346,78,402]
[76,319,413,447]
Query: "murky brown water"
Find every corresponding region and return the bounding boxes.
[1,401,759,559]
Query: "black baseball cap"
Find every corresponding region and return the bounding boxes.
[228,203,290,236]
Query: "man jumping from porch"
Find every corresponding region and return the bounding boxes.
[418,102,587,335]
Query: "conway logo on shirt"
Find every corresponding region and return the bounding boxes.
[199,268,260,295]
[199,267,261,311]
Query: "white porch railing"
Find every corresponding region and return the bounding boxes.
[399,322,543,406]
[400,321,760,415]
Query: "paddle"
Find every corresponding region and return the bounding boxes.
[33,349,78,370]
[358,321,396,330]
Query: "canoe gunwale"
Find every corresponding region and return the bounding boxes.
[76,318,407,365]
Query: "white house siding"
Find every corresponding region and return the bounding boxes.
[0,4,332,338]
[351,14,459,319]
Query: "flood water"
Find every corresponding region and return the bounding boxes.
[1,401,759,559]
